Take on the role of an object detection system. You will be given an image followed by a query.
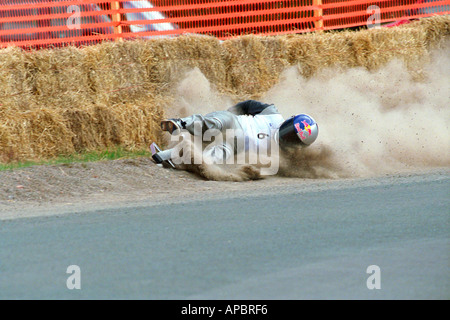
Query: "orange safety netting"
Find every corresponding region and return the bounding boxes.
[1,0,449,48]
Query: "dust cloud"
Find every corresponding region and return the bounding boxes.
[167,67,233,118]
[266,42,450,178]
[168,43,450,180]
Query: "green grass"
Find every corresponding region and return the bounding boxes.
[0,148,151,171]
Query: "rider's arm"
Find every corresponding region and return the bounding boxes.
[227,100,278,116]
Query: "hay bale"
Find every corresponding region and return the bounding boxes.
[139,35,227,94]
[27,46,96,109]
[63,97,165,153]
[0,15,448,163]
[285,20,434,78]
[0,46,36,111]
[285,31,359,77]
[222,35,290,98]
[106,97,166,150]
[62,105,123,152]
[0,106,74,162]
[81,40,154,105]
[400,14,450,48]
[0,40,167,162]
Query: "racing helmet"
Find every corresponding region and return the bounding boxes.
[277,114,318,147]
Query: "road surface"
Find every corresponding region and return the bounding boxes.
[0,172,449,299]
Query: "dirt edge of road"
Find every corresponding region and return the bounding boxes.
[1,157,448,220]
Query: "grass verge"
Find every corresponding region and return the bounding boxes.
[0,148,151,171]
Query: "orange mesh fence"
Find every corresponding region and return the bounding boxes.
[322,0,450,30]
[0,0,449,48]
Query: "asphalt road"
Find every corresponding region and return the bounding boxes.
[0,174,449,299]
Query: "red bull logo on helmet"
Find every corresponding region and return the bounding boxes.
[294,119,312,141]
[301,120,312,135]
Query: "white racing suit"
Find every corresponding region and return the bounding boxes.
[166,100,285,164]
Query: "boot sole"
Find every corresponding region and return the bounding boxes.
[161,120,180,134]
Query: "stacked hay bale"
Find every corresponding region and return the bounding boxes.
[0,41,166,162]
[0,15,448,163]
[286,15,450,79]
[221,35,290,98]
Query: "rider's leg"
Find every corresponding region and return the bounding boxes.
[161,111,240,136]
